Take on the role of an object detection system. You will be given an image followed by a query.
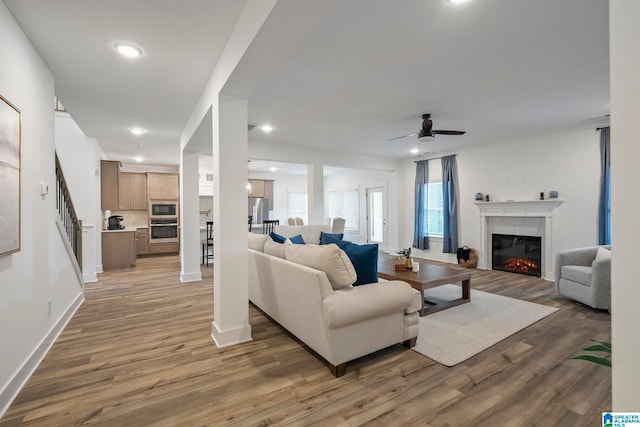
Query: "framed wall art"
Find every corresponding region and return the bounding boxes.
[0,94,21,256]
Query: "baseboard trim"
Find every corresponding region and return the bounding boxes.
[211,321,252,348]
[0,293,84,419]
[180,271,202,283]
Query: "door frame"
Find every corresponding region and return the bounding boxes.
[365,186,387,249]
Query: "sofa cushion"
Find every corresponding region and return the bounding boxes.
[264,239,287,258]
[285,243,356,290]
[248,232,269,252]
[320,234,378,286]
[320,231,344,244]
[561,265,592,286]
[289,234,306,244]
[273,225,332,245]
[270,231,287,244]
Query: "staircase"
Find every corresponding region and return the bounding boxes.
[55,153,83,276]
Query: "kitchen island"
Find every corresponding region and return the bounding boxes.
[102,228,136,270]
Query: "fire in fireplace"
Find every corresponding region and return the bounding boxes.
[492,234,542,277]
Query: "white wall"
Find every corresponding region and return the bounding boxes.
[398,127,601,265]
[610,0,640,411]
[0,3,83,414]
[324,169,398,250]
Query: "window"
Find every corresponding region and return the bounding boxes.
[328,189,359,232]
[288,192,308,224]
[422,182,443,236]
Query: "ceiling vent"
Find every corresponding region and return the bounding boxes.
[248,124,257,131]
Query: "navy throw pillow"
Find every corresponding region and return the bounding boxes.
[269,231,287,244]
[288,234,305,244]
[321,234,378,285]
[319,231,344,244]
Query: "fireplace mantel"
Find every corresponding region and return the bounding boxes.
[474,199,563,215]
[475,200,563,279]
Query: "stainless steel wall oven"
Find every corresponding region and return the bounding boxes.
[149,218,179,243]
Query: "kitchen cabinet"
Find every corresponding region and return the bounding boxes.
[264,180,274,210]
[100,160,121,210]
[147,173,179,200]
[135,228,149,256]
[102,230,136,270]
[248,179,274,210]
[248,179,265,198]
[119,173,147,210]
[149,243,179,254]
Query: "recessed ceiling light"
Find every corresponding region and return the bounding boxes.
[261,124,273,133]
[410,148,420,154]
[115,43,142,58]
[133,156,144,162]
[130,128,146,135]
[270,167,279,172]
[448,0,469,3]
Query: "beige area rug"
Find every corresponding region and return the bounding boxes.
[411,284,558,366]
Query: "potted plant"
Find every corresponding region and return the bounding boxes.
[572,339,611,368]
[396,248,413,270]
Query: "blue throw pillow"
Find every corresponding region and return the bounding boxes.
[321,234,378,285]
[320,231,344,244]
[269,231,287,244]
[288,234,305,244]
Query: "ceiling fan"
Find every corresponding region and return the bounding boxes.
[390,114,465,141]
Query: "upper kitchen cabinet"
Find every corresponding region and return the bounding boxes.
[100,160,121,210]
[147,173,179,200]
[248,179,265,198]
[119,172,147,210]
[248,179,274,209]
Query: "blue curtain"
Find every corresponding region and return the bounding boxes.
[441,155,459,253]
[413,160,429,249]
[598,127,611,245]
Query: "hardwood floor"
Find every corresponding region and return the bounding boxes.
[1,256,611,426]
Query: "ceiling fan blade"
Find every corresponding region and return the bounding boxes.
[389,132,417,141]
[432,130,466,135]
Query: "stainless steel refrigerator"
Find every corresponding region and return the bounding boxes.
[248,197,269,224]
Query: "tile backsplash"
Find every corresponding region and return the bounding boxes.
[107,210,149,228]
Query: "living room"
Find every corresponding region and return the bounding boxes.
[1,0,639,424]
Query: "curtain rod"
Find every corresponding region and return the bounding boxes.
[414,154,456,163]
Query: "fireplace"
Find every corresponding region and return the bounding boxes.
[492,234,542,277]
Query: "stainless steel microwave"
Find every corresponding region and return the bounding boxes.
[149,201,178,217]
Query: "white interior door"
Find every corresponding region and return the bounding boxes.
[366,187,387,248]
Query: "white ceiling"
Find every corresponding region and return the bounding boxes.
[4,0,609,165]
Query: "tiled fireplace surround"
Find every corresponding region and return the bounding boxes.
[475,200,563,279]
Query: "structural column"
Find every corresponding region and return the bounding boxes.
[211,95,251,347]
[180,150,202,282]
[307,162,325,224]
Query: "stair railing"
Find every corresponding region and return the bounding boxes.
[55,153,82,271]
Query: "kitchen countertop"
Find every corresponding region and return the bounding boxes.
[102,226,146,233]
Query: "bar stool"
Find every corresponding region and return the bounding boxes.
[262,219,279,235]
[202,221,213,265]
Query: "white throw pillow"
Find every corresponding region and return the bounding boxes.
[247,232,269,252]
[264,239,286,258]
[285,243,357,290]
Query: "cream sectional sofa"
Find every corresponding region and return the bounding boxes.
[248,232,421,377]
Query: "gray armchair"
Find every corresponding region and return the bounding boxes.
[554,245,611,310]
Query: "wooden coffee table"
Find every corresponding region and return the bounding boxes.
[378,257,471,316]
